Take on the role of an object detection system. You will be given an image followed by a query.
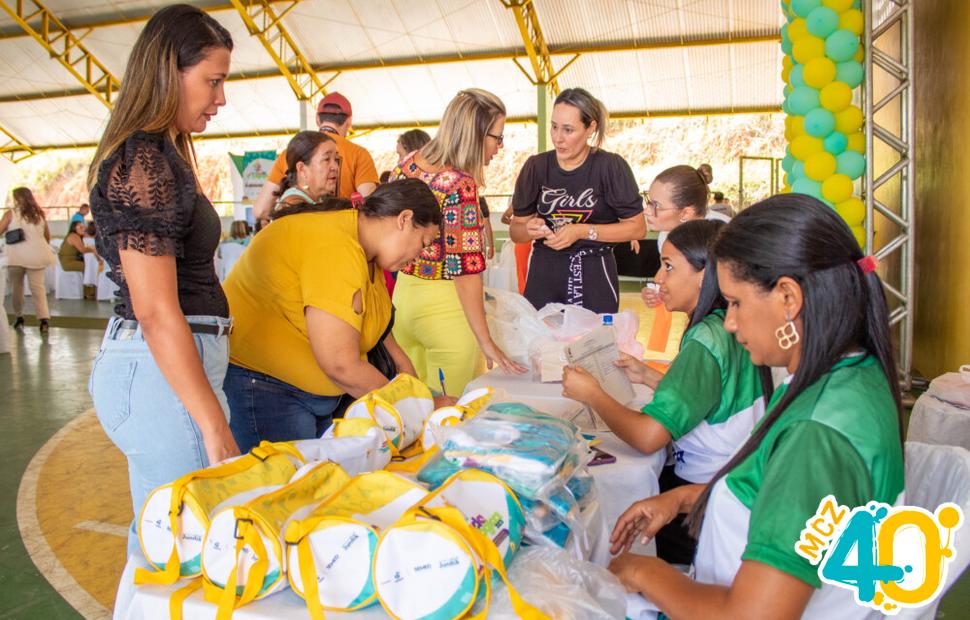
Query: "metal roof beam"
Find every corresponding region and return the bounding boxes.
[0,125,36,163]
[26,105,782,151]
[500,0,566,95]
[0,32,778,104]
[229,0,325,101]
[0,0,120,108]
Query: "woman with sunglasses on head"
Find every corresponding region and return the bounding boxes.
[562,219,769,565]
[392,89,526,395]
[640,164,727,307]
[609,194,904,619]
[509,88,645,313]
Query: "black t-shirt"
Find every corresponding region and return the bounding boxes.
[90,131,229,320]
[511,149,643,251]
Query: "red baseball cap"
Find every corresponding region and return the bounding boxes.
[317,92,352,116]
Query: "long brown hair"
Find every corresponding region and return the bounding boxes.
[12,187,45,225]
[86,4,232,188]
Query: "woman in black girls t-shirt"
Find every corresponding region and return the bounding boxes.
[509,88,645,313]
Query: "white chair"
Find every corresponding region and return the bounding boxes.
[47,240,62,292]
[895,442,970,619]
[54,262,84,299]
[96,263,118,301]
[218,242,246,281]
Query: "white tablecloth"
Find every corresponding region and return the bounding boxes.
[117,370,665,619]
[83,252,101,286]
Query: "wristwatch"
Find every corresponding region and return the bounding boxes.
[587,225,598,241]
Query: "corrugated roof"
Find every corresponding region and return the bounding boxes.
[0,0,784,151]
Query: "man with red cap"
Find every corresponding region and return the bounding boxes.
[253,92,379,222]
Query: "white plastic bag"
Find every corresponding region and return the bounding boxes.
[482,546,628,620]
[484,241,517,292]
[537,303,644,358]
[484,288,554,365]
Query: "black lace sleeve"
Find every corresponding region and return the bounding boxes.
[94,131,195,258]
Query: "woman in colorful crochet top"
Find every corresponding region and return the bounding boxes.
[393,88,527,394]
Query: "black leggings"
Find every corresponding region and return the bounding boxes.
[655,464,698,565]
[523,246,620,313]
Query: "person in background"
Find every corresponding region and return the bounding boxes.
[479,195,495,260]
[253,92,379,224]
[562,219,768,565]
[396,128,431,162]
[640,164,727,308]
[708,191,735,218]
[1,187,53,333]
[379,170,392,184]
[225,220,251,246]
[509,87,645,313]
[59,218,103,299]
[86,4,239,555]
[69,202,90,228]
[393,89,526,394]
[223,131,452,451]
[608,195,904,619]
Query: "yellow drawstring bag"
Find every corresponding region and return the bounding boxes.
[135,442,303,585]
[284,470,427,619]
[200,461,350,620]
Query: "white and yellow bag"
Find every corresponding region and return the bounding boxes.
[291,424,390,475]
[284,471,428,619]
[200,461,350,619]
[341,374,433,457]
[373,499,548,620]
[135,442,303,585]
[419,387,495,451]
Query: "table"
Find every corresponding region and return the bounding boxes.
[465,369,667,538]
[117,371,666,619]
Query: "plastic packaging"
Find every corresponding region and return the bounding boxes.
[481,546,628,620]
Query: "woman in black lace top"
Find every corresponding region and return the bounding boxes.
[86,4,239,556]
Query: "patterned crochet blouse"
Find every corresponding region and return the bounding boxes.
[89,131,228,319]
[393,152,486,280]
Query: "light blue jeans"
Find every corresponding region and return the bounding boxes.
[89,315,231,556]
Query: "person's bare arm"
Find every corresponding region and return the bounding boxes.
[0,210,11,234]
[453,273,526,374]
[382,333,416,378]
[545,214,646,251]
[253,180,280,222]
[305,306,392,398]
[120,249,240,464]
[356,182,377,197]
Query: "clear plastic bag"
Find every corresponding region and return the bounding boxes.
[481,546,628,620]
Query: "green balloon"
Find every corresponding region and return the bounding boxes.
[826,29,860,62]
[836,151,866,180]
[836,60,864,88]
[781,25,793,55]
[788,86,821,115]
[792,161,806,180]
[804,108,836,138]
[792,0,822,19]
[792,177,823,199]
[782,153,796,174]
[824,131,848,155]
[790,63,806,88]
[807,7,839,38]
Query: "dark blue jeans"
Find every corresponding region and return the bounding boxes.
[225,363,342,453]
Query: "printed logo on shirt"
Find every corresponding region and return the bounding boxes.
[795,495,964,614]
[537,186,596,224]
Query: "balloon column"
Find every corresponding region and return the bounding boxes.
[780,0,866,247]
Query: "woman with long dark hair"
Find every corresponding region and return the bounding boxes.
[223,131,451,452]
[86,4,238,554]
[562,219,768,564]
[609,194,904,619]
[1,187,53,333]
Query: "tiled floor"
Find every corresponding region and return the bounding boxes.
[2,299,969,619]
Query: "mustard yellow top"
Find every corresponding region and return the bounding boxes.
[224,209,391,396]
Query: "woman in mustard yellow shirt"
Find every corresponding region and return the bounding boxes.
[223,131,446,452]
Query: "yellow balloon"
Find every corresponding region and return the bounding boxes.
[820,82,853,112]
[823,0,853,11]
[782,67,792,84]
[822,174,854,203]
[782,184,792,193]
[850,225,866,249]
[836,197,865,224]
[847,131,866,153]
[789,18,809,42]
[805,152,837,181]
[840,9,864,36]
[783,55,794,72]
[791,115,805,136]
[791,135,824,161]
[835,105,864,133]
[793,35,826,64]
[853,47,864,63]
[803,57,836,89]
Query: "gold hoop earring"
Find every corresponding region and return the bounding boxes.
[775,313,800,350]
